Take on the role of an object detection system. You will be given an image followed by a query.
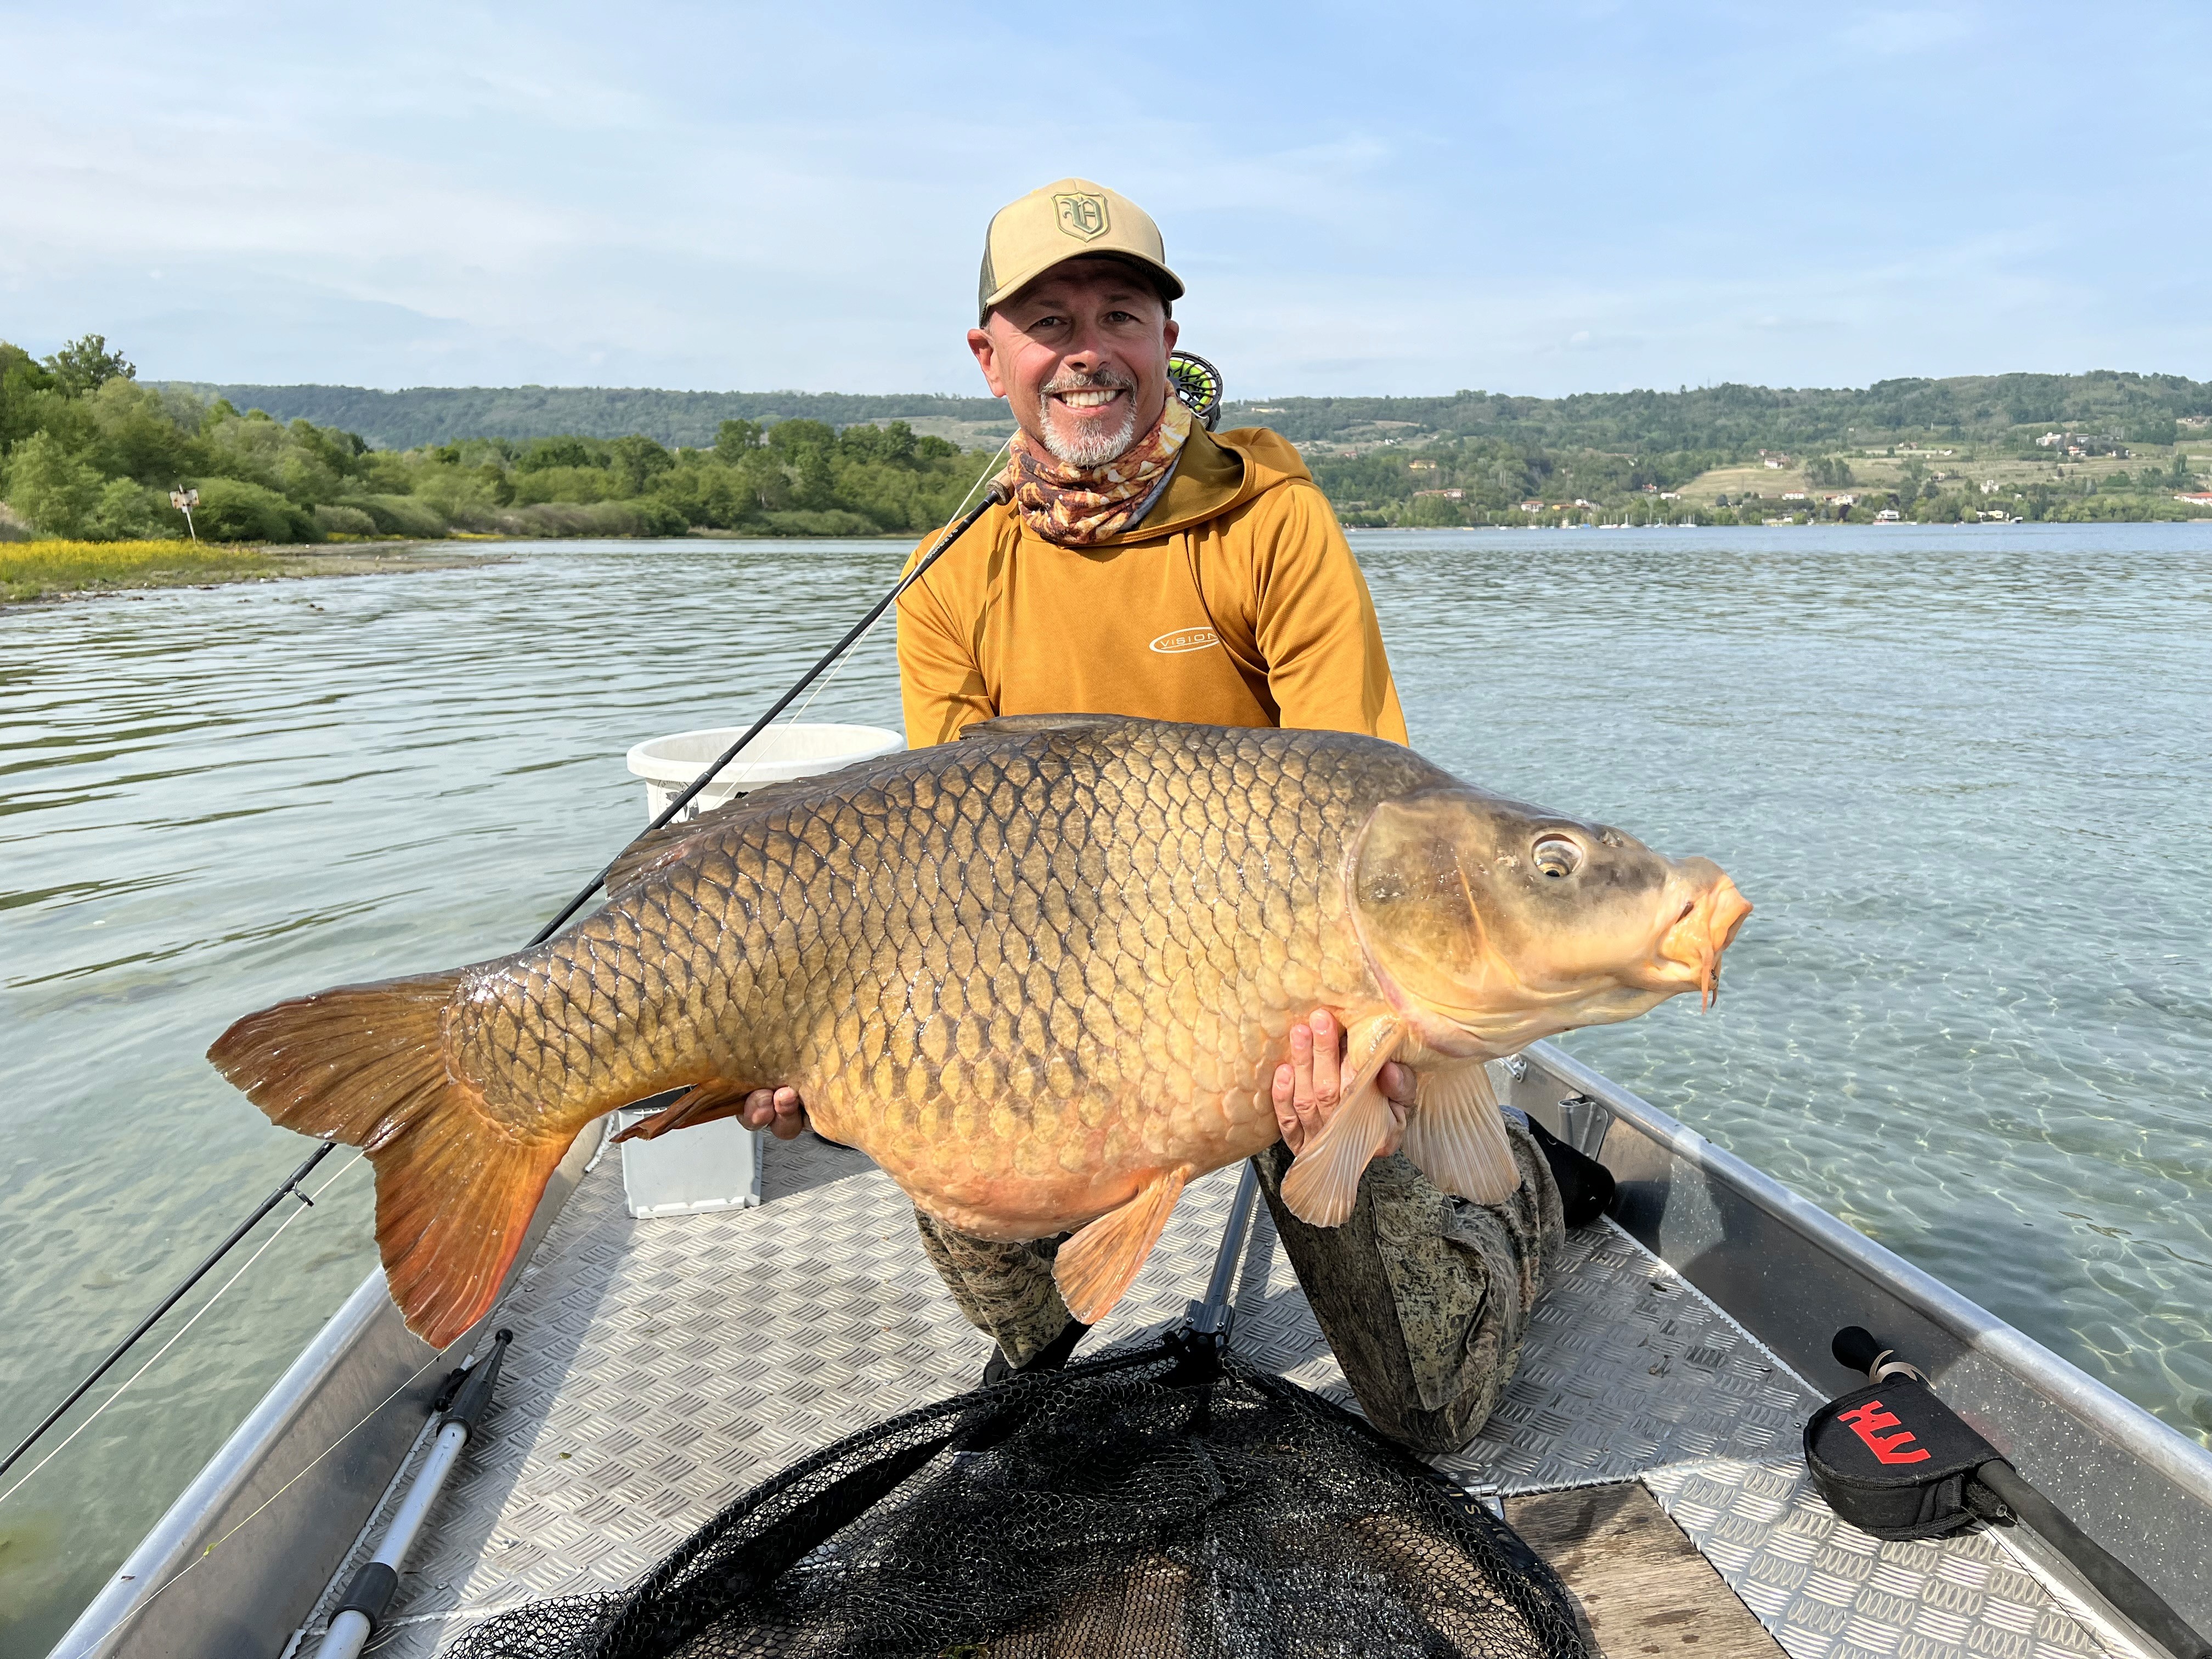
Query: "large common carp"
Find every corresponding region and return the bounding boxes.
[211,716,1750,1348]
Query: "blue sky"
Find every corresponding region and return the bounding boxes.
[2,1,2206,398]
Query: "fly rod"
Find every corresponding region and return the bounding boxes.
[530,348,1221,944]
[12,358,1221,1483]
[1,481,1009,1489]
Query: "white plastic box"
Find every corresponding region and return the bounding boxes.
[615,721,902,1218]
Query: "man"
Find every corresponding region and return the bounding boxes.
[738,178,1570,1454]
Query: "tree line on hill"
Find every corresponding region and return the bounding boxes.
[8,332,2209,544]
[1307,435,2209,528]
[202,368,2212,455]
[2,337,996,544]
[185,382,1011,451]
[1227,370,2212,451]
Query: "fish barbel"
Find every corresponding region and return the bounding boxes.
[210,716,1750,1347]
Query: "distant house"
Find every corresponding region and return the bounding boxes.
[1874,508,1902,522]
[1408,460,1438,472]
[2036,432,2064,448]
[1572,498,1599,509]
[1519,500,1544,512]
[1827,493,1858,506]
[1413,488,1465,500]
[2176,493,2212,506]
[1757,449,1792,468]
[1658,491,1681,500]
[1782,492,1808,501]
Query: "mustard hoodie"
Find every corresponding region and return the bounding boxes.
[896,424,1408,749]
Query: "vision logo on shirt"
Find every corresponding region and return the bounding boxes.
[1149,628,1220,655]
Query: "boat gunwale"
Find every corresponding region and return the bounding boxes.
[1519,1039,2212,1503]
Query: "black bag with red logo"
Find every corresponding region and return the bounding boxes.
[1803,1378,2001,1541]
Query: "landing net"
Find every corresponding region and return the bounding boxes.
[443,1333,1588,1659]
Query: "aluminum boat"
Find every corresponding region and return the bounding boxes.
[48,1040,2212,1659]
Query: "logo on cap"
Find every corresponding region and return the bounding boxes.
[1053,192,1110,242]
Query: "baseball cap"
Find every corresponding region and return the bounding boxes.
[977,178,1185,325]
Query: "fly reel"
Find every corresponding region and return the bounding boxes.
[1167,352,1224,431]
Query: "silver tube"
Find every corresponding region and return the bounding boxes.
[309,1420,470,1659]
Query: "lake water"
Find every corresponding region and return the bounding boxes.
[3,523,2208,1647]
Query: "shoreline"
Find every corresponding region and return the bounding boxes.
[0,540,509,606]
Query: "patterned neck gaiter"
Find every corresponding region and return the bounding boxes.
[1000,394,1193,547]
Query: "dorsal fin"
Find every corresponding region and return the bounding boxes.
[959,713,1146,740]
[601,749,909,894]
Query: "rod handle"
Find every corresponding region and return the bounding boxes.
[1832,1325,1887,1375]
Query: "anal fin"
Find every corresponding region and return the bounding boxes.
[612,1078,758,1143]
[1053,1167,1189,1325]
[1402,1061,1521,1205]
[1277,1014,1404,1228]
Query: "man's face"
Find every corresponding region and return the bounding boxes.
[968,258,1181,467]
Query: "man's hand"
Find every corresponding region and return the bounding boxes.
[737,1086,807,1140]
[1271,1009,1415,1156]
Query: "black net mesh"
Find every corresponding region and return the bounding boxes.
[443,1334,1588,1659]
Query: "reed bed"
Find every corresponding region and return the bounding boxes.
[1,538,270,602]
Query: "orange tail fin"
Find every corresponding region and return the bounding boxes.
[208,973,572,1350]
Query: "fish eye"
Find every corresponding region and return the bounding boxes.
[1532,835,1584,879]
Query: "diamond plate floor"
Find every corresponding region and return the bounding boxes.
[291,1142,2113,1659]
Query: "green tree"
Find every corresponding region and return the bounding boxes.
[88,478,178,540]
[42,334,136,397]
[609,433,674,496]
[4,429,104,536]
[189,477,316,542]
[714,419,763,462]
[1,342,59,454]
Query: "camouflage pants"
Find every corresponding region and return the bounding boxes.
[913,1114,1565,1455]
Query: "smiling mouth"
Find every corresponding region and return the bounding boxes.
[1052,388,1125,411]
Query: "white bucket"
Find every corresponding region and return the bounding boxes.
[625,722,904,822]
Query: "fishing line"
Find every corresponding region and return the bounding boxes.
[0,1142,339,1483]
[0,1152,369,1510]
[99,1218,549,1644]
[0,441,1016,1499]
[14,353,1224,1543]
[785,435,1014,727]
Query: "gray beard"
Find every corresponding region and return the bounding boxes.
[1036,389,1140,468]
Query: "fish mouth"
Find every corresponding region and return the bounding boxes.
[1651,869,1753,1009]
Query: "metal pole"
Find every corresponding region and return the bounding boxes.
[1187,1163,1260,1346]
[311,1330,511,1658]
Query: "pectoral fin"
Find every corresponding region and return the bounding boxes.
[612,1078,757,1143]
[1053,1167,1188,1325]
[1401,1062,1521,1205]
[1277,1014,1405,1228]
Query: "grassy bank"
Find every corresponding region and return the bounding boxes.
[0,538,493,604]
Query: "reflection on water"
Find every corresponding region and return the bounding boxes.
[3,524,2209,1644]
